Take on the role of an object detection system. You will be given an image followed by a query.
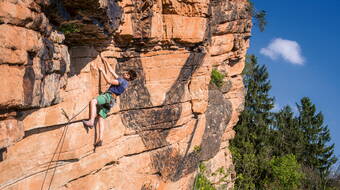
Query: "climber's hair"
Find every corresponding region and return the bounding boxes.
[128,70,137,81]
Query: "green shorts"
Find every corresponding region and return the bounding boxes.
[96,93,115,119]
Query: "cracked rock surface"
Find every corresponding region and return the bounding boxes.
[0,0,251,189]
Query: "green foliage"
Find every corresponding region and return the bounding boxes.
[210,69,224,88]
[247,1,267,32]
[193,174,216,190]
[254,10,267,32]
[199,162,206,172]
[211,167,233,185]
[271,106,303,157]
[59,23,81,35]
[296,97,338,189]
[193,163,216,190]
[193,145,202,153]
[271,99,337,189]
[231,54,337,190]
[268,154,304,190]
[328,165,340,190]
[193,163,233,190]
[231,54,274,189]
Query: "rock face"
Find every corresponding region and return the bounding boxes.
[0,0,251,189]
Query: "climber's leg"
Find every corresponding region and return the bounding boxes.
[94,116,99,143]
[83,99,98,127]
[96,116,105,146]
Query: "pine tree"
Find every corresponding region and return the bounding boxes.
[271,106,303,157]
[230,56,337,190]
[231,55,274,189]
[296,97,337,189]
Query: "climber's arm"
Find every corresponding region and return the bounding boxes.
[100,56,119,79]
[99,67,119,85]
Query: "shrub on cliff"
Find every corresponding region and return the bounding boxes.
[59,23,81,35]
[193,163,216,190]
[211,69,225,88]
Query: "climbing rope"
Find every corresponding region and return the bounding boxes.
[40,104,89,190]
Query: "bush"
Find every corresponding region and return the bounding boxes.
[268,154,304,190]
[193,173,216,190]
[211,69,224,88]
[59,23,80,35]
[193,163,216,190]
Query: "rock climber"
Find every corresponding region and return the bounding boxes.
[83,55,137,147]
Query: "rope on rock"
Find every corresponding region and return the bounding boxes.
[40,104,88,190]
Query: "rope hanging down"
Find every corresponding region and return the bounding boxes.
[40,104,88,190]
[41,57,105,189]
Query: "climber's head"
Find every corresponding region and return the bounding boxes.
[123,70,137,81]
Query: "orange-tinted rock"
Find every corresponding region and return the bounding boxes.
[0,119,24,149]
[210,34,235,56]
[0,1,33,26]
[163,15,207,43]
[150,13,164,39]
[141,50,191,105]
[162,0,209,17]
[0,24,43,52]
[0,0,251,189]
[0,65,25,108]
[215,20,252,35]
[0,48,27,65]
[49,30,65,44]
[117,13,134,37]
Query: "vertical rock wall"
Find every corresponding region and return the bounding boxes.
[0,0,251,189]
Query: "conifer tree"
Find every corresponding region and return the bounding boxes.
[271,106,303,157]
[230,56,337,190]
[296,97,337,189]
[231,55,274,189]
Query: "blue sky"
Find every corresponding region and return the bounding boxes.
[248,0,340,158]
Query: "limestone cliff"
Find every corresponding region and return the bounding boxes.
[0,0,251,189]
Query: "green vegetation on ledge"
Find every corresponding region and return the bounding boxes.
[59,23,81,35]
[210,69,225,88]
[193,163,216,190]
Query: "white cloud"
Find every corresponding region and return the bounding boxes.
[260,38,305,65]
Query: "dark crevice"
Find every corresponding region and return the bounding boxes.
[0,63,27,67]
[57,158,79,163]
[62,159,119,186]
[0,148,8,162]
[104,160,119,167]
[24,119,83,138]
[62,169,101,186]
[43,0,123,46]
[123,145,170,158]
